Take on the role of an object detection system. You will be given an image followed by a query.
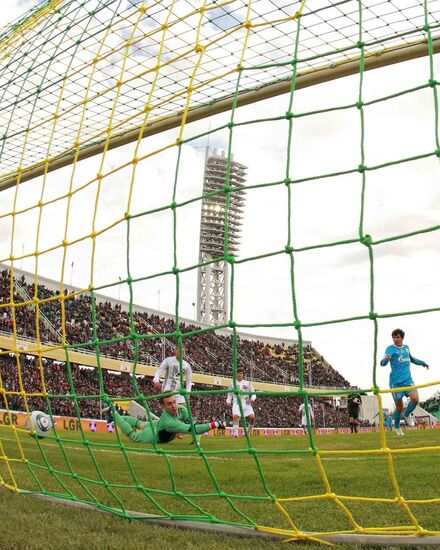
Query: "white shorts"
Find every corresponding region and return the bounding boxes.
[175,394,186,405]
[232,404,254,418]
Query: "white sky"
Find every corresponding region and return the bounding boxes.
[1,1,440,408]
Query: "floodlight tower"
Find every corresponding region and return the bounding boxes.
[196,149,247,325]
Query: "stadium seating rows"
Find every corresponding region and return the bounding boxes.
[0,354,362,428]
[0,268,362,427]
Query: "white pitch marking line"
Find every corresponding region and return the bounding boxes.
[0,435,403,461]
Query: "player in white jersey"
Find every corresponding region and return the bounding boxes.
[226,369,256,437]
[298,401,314,435]
[153,346,199,443]
[152,346,192,404]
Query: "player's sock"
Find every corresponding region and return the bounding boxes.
[354,423,358,433]
[247,421,254,434]
[394,409,401,429]
[349,422,353,433]
[232,422,239,436]
[404,400,417,418]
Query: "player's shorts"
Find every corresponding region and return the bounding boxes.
[232,404,254,418]
[348,406,359,419]
[390,378,415,402]
[175,394,186,405]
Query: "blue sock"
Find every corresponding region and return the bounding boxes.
[394,409,401,429]
[404,400,417,417]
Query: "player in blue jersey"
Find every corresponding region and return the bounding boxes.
[372,411,393,431]
[384,412,393,431]
[380,328,429,436]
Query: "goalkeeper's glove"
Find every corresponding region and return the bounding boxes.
[101,394,113,406]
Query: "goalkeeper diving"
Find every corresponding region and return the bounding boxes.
[107,395,225,444]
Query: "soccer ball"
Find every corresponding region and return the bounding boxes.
[26,411,52,439]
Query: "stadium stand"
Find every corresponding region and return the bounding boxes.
[0,267,356,427]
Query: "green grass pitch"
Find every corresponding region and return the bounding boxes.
[0,427,439,549]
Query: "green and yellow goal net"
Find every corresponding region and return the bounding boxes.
[1,0,440,545]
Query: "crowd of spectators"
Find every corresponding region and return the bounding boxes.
[0,268,359,427]
[0,353,361,428]
[0,269,350,388]
[190,384,370,428]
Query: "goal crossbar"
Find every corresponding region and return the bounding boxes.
[0,38,438,193]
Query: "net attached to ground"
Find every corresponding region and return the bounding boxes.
[1,0,440,544]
